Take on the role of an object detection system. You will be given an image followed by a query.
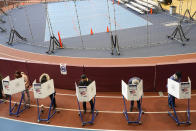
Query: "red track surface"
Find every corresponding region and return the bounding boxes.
[0,89,196,130]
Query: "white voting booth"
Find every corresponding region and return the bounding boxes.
[167,77,191,99]
[2,76,25,95]
[75,81,98,126]
[167,77,192,125]
[75,81,96,102]
[121,80,144,124]
[33,79,55,99]
[32,79,56,123]
[2,76,27,116]
[122,80,143,101]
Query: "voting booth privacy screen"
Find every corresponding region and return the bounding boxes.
[122,80,143,101]
[75,81,96,102]
[167,78,191,99]
[2,76,25,95]
[33,79,55,99]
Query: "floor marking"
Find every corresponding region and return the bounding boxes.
[56,92,196,98]
[2,99,196,114]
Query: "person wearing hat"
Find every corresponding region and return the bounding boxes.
[39,73,57,110]
[128,77,141,112]
[168,72,182,108]
[78,74,94,113]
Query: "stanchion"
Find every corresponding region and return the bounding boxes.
[0,27,6,32]
[7,29,27,45]
[168,21,189,46]
[111,34,120,56]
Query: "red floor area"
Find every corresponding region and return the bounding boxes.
[0,89,196,130]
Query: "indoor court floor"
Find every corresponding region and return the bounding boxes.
[0,89,196,130]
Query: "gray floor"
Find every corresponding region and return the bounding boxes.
[0,3,196,58]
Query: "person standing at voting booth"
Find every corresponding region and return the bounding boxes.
[128,77,141,112]
[14,71,30,107]
[78,74,94,113]
[168,72,182,108]
[39,73,57,110]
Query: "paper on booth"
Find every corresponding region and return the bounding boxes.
[2,76,25,95]
[60,63,67,75]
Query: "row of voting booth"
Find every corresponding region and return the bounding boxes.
[1,76,57,122]
[0,75,192,126]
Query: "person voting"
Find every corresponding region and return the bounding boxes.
[78,74,94,113]
[128,77,141,112]
[168,72,181,108]
[39,73,57,110]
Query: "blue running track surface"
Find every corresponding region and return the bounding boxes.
[0,117,103,131]
[44,0,151,41]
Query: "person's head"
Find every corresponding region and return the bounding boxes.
[132,79,140,85]
[15,71,22,78]
[81,74,88,82]
[129,78,139,85]
[40,75,47,84]
[39,73,50,84]
[174,72,182,80]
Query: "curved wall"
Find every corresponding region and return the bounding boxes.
[0,57,195,92]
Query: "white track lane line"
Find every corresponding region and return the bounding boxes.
[55,93,196,98]
[2,100,196,114]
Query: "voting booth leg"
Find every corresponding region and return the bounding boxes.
[9,92,28,117]
[36,96,57,123]
[77,96,98,126]
[122,96,143,125]
[168,97,191,125]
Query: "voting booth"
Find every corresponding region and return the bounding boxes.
[167,77,191,125]
[75,81,98,126]
[121,80,144,125]
[33,79,57,123]
[2,76,28,116]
